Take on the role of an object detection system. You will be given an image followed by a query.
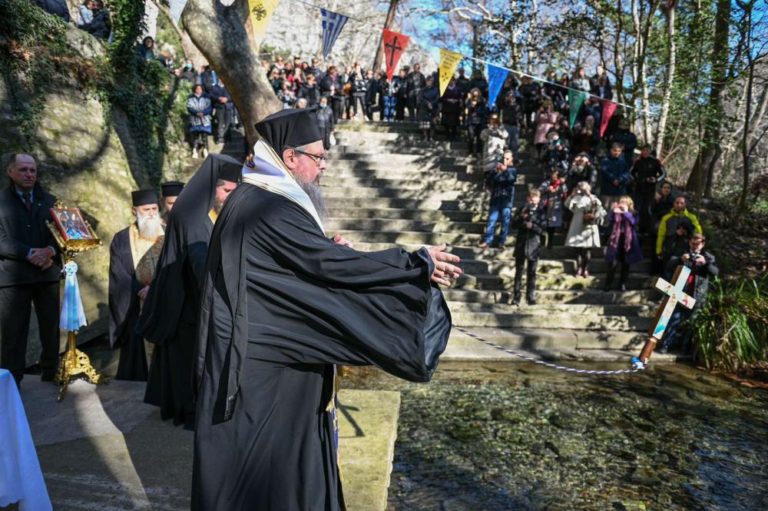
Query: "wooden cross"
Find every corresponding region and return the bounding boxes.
[385,36,403,68]
[636,265,696,365]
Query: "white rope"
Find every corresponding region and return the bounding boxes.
[455,326,645,376]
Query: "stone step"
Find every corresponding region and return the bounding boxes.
[321,187,461,200]
[326,197,460,210]
[325,207,474,223]
[442,288,656,305]
[459,258,653,275]
[453,272,651,291]
[322,173,538,190]
[446,301,653,316]
[332,229,479,246]
[336,120,422,133]
[450,310,651,331]
[325,219,486,235]
[443,327,659,358]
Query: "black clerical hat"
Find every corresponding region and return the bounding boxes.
[161,181,185,197]
[217,160,242,183]
[131,189,158,207]
[255,107,323,156]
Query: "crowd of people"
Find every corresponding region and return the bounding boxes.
[181,53,720,353]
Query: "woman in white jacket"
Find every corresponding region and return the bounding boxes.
[565,181,605,277]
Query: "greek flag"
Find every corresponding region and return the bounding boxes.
[321,8,349,60]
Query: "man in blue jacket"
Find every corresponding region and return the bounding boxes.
[600,142,631,208]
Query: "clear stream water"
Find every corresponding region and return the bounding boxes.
[343,361,768,511]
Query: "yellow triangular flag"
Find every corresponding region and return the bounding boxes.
[248,0,279,42]
[438,49,463,97]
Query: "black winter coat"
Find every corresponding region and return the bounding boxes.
[512,204,546,260]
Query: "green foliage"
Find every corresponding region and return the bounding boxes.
[0,0,86,141]
[691,276,768,371]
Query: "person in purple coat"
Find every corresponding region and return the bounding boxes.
[603,195,643,291]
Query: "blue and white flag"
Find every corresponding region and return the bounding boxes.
[487,63,509,109]
[321,8,349,60]
[169,0,188,24]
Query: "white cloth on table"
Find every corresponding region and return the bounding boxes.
[0,369,52,511]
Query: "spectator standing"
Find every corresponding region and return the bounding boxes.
[394,69,408,121]
[319,66,344,122]
[534,100,560,157]
[187,84,213,159]
[179,60,197,82]
[298,73,322,109]
[600,143,631,207]
[440,79,463,140]
[406,64,427,122]
[0,153,60,386]
[566,152,598,193]
[655,195,703,268]
[209,80,234,144]
[465,88,488,157]
[565,182,605,277]
[607,118,638,167]
[631,144,666,235]
[418,76,440,141]
[316,96,335,150]
[200,65,218,93]
[603,196,643,291]
[479,150,517,249]
[364,70,381,121]
[347,64,367,120]
[571,67,591,92]
[381,74,397,122]
[480,114,509,172]
[455,68,471,97]
[500,91,522,160]
[659,233,719,352]
[518,76,541,131]
[652,181,675,230]
[539,167,568,248]
[277,80,296,109]
[571,116,598,156]
[512,189,547,305]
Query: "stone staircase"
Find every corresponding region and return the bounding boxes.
[324,122,655,354]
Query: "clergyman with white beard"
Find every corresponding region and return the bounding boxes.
[108,189,165,381]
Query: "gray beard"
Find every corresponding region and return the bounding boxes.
[299,181,326,223]
[137,214,163,240]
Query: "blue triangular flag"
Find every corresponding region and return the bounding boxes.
[321,8,349,60]
[487,63,509,109]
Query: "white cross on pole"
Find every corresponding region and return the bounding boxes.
[633,265,696,368]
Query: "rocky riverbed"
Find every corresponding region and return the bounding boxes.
[342,362,768,511]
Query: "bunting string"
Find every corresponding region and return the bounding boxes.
[268,0,648,116]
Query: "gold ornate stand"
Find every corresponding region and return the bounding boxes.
[57,331,104,401]
[46,204,106,401]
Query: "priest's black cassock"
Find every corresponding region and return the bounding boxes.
[139,154,242,428]
[108,189,161,381]
[192,109,452,511]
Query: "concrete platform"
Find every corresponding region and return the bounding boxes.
[19,380,400,511]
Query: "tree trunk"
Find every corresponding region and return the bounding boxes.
[655,1,676,156]
[182,0,281,148]
[686,0,731,195]
[372,0,399,73]
[151,0,206,67]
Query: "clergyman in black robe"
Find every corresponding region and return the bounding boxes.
[108,189,163,381]
[192,108,463,511]
[139,155,241,429]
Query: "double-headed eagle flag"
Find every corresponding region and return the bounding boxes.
[321,8,349,60]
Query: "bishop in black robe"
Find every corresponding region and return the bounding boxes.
[139,154,241,428]
[192,108,461,511]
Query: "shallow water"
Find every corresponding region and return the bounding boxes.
[343,362,768,511]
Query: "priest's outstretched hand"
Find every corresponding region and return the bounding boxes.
[427,244,462,287]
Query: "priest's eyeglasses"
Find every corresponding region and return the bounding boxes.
[291,148,328,165]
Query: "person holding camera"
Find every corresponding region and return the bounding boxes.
[511,188,547,305]
[659,233,719,353]
[539,166,567,249]
[565,182,605,277]
[479,150,517,249]
[480,114,509,172]
[603,196,643,291]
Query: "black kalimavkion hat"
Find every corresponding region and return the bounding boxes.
[254,107,323,156]
[161,181,185,198]
[131,189,158,207]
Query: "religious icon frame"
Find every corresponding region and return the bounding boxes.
[48,206,100,252]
